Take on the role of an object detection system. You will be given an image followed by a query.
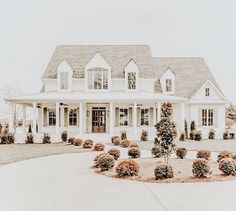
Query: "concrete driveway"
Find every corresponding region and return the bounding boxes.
[0,150,235,211]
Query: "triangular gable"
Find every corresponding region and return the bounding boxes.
[85,52,111,70]
[57,60,72,72]
[124,59,139,72]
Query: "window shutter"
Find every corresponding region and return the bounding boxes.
[115,107,119,127]
[137,107,141,127]
[198,108,202,127]
[43,108,47,127]
[150,107,154,126]
[128,107,133,126]
[214,109,218,127]
[64,107,68,127]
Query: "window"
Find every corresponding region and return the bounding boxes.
[127,72,136,90]
[140,108,149,126]
[202,109,214,126]
[69,109,78,126]
[48,109,56,126]
[87,68,108,90]
[205,88,210,96]
[166,79,172,92]
[60,72,69,89]
[119,108,128,126]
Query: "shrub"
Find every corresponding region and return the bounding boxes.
[208,129,215,140]
[223,131,229,140]
[194,130,202,141]
[0,132,15,144]
[190,131,195,140]
[232,153,236,161]
[176,147,187,159]
[68,137,75,145]
[128,147,141,158]
[42,133,51,144]
[192,158,211,178]
[197,150,211,160]
[154,163,174,180]
[151,146,164,158]
[120,130,127,140]
[28,124,32,133]
[229,133,235,140]
[74,138,83,146]
[61,131,68,142]
[179,132,186,141]
[190,120,196,131]
[219,158,236,175]
[107,148,120,160]
[129,143,139,148]
[116,160,139,177]
[113,137,121,146]
[120,139,131,148]
[140,130,148,141]
[94,143,105,151]
[93,152,109,167]
[25,133,34,144]
[83,139,94,149]
[111,136,119,144]
[97,154,114,171]
[217,150,233,162]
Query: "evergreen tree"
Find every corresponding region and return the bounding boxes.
[184,120,188,139]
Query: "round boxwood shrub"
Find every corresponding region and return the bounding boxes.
[217,150,233,162]
[111,136,119,144]
[129,143,139,148]
[196,150,211,160]
[154,163,174,180]
[192,158,211,178]
[97,154,114,171]
[120,139,131,148]
[68,137,75,145]
[94,143,105,151]
[25,133,34,144]
[194,130,202,141]
[151,146,164,158]
[116,160,139,177]
[223,131,229,140]
[42,133,51,144]
[175,147,187,159]
[208,129,215,140]
[219,158,236,175]
[128,147,141,158]
[93,152,109,167]
[61,131,68,142]
[73,138,83,146]
[113,137,121,146]
[83,139,94,149]
[107,148,120,160]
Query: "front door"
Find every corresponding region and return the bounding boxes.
[92,107,106,133]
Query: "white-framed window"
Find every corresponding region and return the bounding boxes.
[140,108,149,126]
[119,108,128,126]
[87,68,108,90]
[69,108,78,126]
[202,109,214,126]
[205,88,210,96]
[48,108,56,126]
[166,79,172,92]
[127,72,136,90]
[60,72,69,90]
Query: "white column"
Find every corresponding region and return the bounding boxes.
[180,102,185,131]
[153,103,156,125]
[60,106,64,129]
[22,105,26,133]
[133,102,137,134]
[79,102,83,134]
[157,102,161,122]
[56,102,60,135]
[32,102,37,134]
[8,103,14,133]
[109,102,114,134]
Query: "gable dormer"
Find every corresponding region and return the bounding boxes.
[124,59,139,92]
[160,67,175,95]
[85,53,111,91]
[57,60,72,91]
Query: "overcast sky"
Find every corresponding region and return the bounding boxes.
[0,0,236,112]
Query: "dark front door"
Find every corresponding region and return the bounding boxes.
[92,107,106,133]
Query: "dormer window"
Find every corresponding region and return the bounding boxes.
[205,88,210,96]
[127,72,136,90]
[87,68,108,90]
[57,60,72,91]
[125,59,139,91]
[166,79,172,92]
[160,68,175,95]
[60,72,69,89]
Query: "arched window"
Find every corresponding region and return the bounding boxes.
[87,68,108,90]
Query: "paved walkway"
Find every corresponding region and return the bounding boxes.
[0,146,235,211]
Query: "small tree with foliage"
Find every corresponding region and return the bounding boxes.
[190,120,196,140]
[184,120,188,139]
[155,102,176,164]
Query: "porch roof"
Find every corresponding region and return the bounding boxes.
[5,91,188,104]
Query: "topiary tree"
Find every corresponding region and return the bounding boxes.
[184,120,188,139]
[155,102,176,164]
[190,120,196,140]
[28,124,32,133]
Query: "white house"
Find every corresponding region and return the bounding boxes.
[6,45,227,142]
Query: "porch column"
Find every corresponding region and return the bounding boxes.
[109,102,114,134]
[180,102,185,131]
[133,102,137,134]
[153,103,157,125]
[22,105,26,133]
[32,102,37,134]
[60,105,64,129]
[79,102,83,134]
[56,102,60,135]
[8,103,14,133]
[157,102,161,122]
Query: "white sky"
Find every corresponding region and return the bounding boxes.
[0,0,236,111]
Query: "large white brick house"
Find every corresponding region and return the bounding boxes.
[6,45,227,141]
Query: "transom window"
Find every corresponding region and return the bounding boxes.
[140,108,149,126]
[166,79,172,92]
[127,72,136,90]
[202,109,214,126]
[60,72,69,89]
[69,109,78,126]
[87,68,108,90]
[48,109,56,126]
[119,108,128,126]
[205,88,210,96]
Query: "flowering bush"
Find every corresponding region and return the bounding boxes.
[25,133,34,144]
[93,152,109,167]
[217,150,233,162]
[196,150,211,160]
[129,143,139,148]
[116,160,139,177]
[219,158,236,175]
[97,154,114,171]
[74,138,83,146]
[175,148,187,159]
[128,147,141,158]
[61,131,68,142]
[151,146,164,158]
[140,130,148,141]
[208,129,215,140]
[42,133,51,144]
[154,163,174,180]
[83,139,94,149]
[192,159,211,178]
[113,137,121,146]
[120,139,131,148]
[94,143,105,151]
[111,136,119,144]
[68,137,75,144]
[107,148,120,160]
